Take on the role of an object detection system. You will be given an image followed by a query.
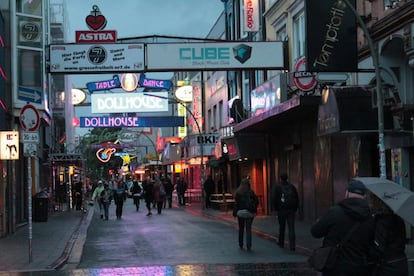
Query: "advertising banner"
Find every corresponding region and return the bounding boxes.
[0,131,19,160]
[50,43,145,73]
[146,41,286,71]
[305,0,357,72]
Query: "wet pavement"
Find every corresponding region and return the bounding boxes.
[0,199,412,275]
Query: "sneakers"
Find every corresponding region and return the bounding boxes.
[146,212,152,216]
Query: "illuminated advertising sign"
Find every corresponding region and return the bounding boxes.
[79,116,184,128]
[86,75,121,93]
[243,0,259,32]
[146,41,286,71]
[139,74,172,90]
[50,43,145,73]
[91,92,169,113]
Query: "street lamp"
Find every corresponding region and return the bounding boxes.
[143,93,205,209]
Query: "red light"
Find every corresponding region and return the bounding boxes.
[72,117,80,127]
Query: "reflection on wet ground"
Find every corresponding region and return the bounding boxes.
[1,262,317,276]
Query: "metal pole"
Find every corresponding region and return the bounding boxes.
[343,0,386,178]
[27,157,32,263]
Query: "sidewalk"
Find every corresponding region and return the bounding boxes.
[0,201,412,273]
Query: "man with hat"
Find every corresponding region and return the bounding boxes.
[92,180,105,219]
[310,179,375,275]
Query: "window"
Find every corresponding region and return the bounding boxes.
[292,12,305,61]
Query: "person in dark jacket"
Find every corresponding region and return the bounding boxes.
[176,176,187,206]
[233,177,258,251]
[162,175,174,209]
[273,173,299,250]
[114,181,127,219]
[142,175,154,216]
[130,180,142,211]
[367,192,408,276]
[310,179,375,276]
[203,175,215,209]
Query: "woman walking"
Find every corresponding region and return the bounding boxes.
[233,177,258,251]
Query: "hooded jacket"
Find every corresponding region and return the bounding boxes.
[311,197,375,273]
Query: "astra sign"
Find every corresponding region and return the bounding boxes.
[80,116,185,128]
[91,92,169,113]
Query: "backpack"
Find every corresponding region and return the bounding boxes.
[159,183,166,197]
[279,183,297,210]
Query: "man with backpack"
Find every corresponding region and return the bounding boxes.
[273,172,299,251]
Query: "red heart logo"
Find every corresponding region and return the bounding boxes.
[86,15,106,31]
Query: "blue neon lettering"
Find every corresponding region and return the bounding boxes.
[179,47,230,60]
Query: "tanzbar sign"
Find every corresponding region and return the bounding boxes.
[146,41,287,71]
[91,92,169,113]
[80,116,184,128]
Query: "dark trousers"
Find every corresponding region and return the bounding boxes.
[157,201,163,214]
[163,193,172,208]
[178,193,186,205]
[115,201,124,218]
[133,196,140,211]
[205,193,212,208]
[102,201,110,220]
[238,217,254,249]
[277,209,296,250]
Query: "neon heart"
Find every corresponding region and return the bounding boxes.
[86,15,107,31]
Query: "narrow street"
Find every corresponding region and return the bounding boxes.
[62,199,313,275]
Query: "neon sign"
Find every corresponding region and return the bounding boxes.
[86,75,120,93]
[96,147,116,163]
[139,74,172,90]
[80,116,185,128]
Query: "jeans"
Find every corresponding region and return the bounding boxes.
[178,193,186,205]
[163,193,172,208]
[238,216,254,249]
[97,200,104,216]
[102,201,110,220]
[277,209,296,249]
[133,196,140,211]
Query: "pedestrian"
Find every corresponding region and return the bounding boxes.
[232,177,258,251]
[73,182,83,210]
[130,179,142,211]
[367,192,408,276]
[176,176,187,206]
[310,179,375,276]
[142,174,154,216]
[153,178,166,214]
[91,180,105,219]
[273,172,299,250]
[204,175,215,209]
[162,174,174,208]
[114,181,127,219]
[100,183,113,220]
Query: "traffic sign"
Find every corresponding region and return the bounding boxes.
[19,104,40,131]
[18,86,42,104]
[21,131,39,143]
[293,57,317,91]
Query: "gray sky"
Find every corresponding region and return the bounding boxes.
[66,0,224,42]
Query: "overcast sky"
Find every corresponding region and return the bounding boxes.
[65,0,224,42]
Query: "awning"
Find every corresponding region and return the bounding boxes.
[233,96,320,133]
[317,86,394,136]
[222,133,266,161]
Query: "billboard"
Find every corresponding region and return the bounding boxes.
[146,41,287,71]
[305,0,357,72]
[49,43,145,73]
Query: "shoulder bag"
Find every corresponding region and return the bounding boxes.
[308,222,360,272]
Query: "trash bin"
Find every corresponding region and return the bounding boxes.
[33,196,48,222]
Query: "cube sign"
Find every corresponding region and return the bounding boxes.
[0,131,19,160]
